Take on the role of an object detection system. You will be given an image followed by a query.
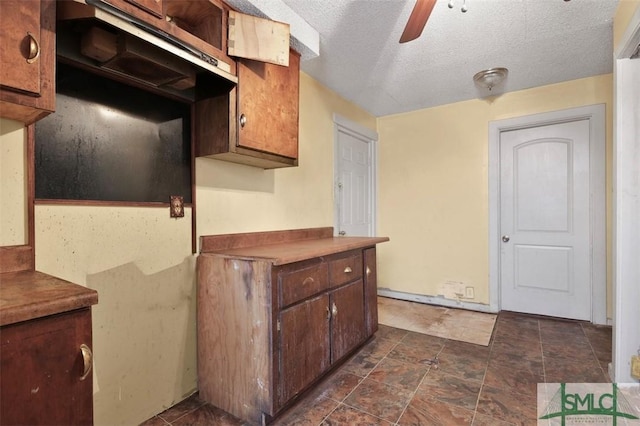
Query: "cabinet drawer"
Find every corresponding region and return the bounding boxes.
[328,253,363,287]
[279,263,329,307]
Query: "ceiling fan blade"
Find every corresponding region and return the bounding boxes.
[399,0,437,43]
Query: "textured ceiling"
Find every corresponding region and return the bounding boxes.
[281,0,619,117]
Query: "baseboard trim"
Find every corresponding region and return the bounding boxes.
[377,288,498,314]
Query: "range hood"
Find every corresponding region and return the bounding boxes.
[57,0,238,99]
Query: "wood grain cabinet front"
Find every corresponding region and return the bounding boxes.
[197,234,386,425]
[195,49,300,169]
[0,308,94,426]
[0,0,55,124]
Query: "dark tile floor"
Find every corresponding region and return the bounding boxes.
[141,311,612,426]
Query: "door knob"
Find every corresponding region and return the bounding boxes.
[339,231,346,236]
[502,235,510,243]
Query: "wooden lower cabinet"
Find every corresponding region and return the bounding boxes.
[197,233,387,425]
[278,293,330,407]
[0,308,94,426]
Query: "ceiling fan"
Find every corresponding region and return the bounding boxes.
[399,0,437,43]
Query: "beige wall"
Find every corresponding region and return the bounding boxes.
[29,71,376,426]
[614,0,640,50]
[377,74,613,315]
[0,118,27,246]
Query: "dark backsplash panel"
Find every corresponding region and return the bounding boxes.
[35,62,192,203]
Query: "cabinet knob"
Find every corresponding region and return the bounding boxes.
[239,113,247,128]
[26,32,40,64]
[331,302,338,317]
[366,266,372,276]
[80,344,93,381]
[343,266,352,274]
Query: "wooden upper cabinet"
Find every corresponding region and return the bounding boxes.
[194,9,299,169]
[0,0,55,124]
[123,0,162,18]
[236,51,300,160]
[1,1,41,95]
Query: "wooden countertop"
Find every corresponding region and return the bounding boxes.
[0,270,98,326]
[200,236,389,265]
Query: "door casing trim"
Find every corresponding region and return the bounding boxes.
[332,114,378,237]
[488,104,607,324]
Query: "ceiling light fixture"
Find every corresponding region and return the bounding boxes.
[448,0,469,13]
[473,67,509,91]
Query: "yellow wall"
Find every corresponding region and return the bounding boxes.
[196,72,376,237]
[377,74,613,314]
[29,71,376,426]
[614,0,640,50]
[0,118,27,245]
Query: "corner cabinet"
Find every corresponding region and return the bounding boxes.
[0,270,99,425]
[0,0,56,124]
[197,228,388,424]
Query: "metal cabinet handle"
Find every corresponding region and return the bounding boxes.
[80,344,93,381]
[239,113,247,128]
[502,235,510,243]
[331,302,338,317]
[326,306,331,320]
[343,266,352,273]
[366,266,372,276]
[302,277,314,286]
[26,32,40,64]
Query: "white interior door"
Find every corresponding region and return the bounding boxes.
[333,116,377,237]
[500,120,592,320]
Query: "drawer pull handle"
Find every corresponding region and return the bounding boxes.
[80,344,93,381]
[366,266,372,276]
[26,32,40,64]
[302,277,314,286]
[331,302,338,317]
[344,266,352,274]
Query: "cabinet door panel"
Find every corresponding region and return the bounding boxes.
[0,309,93,426]
[330,281,366,362]
[278,293,330,407]
[363,248,378,337]
[0,0,41,95]
[237,51,299,159]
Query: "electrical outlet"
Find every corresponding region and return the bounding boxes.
[465,286,475,299]
[170,195,184,218]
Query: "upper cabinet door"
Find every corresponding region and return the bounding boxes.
[228,10,290,66]
[236,50,299,159]
[0,0,42,96]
